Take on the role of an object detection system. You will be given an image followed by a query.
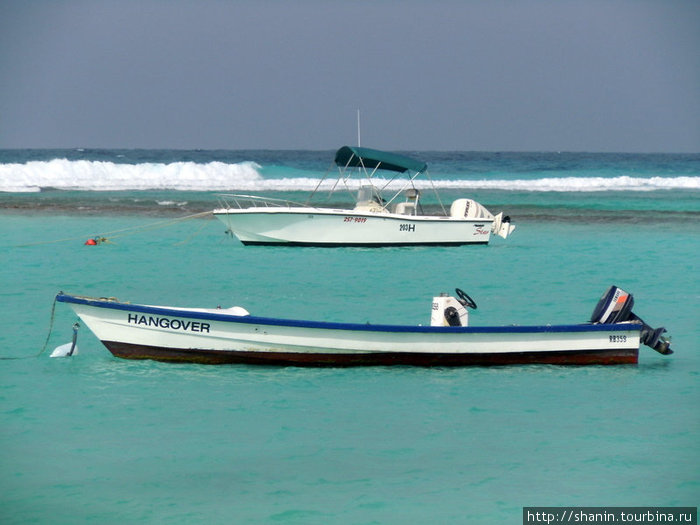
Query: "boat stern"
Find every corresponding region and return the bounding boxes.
[450,199,514,239]
[590,285,673,355]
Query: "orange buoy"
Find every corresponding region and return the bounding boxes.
[85,238,97,245]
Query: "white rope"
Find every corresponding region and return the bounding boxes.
[14,211,213,248]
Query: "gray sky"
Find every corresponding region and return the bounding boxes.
[1,0,698,152]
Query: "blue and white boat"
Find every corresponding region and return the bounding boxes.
[55,286,671,366]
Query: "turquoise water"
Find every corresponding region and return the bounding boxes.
[1,150,699,523]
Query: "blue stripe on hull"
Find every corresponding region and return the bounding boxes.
[56,293,639,335]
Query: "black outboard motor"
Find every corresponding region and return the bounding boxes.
[591,286,672,355]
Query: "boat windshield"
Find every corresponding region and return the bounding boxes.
[357,185,380,203]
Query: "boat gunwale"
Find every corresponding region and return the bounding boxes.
[211,207,491,223]
[56,293,642,335]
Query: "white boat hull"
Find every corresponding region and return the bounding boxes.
[212,208,493,246]
[56,293,644,366]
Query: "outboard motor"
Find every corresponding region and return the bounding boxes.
[591,286,672,355]
[449,199,515,239]
[431,288,477,327]
[492,212,515,239]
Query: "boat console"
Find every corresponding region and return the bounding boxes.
[431,288,477,327]
[353,185,388,213]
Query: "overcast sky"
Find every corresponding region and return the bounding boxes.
[1,0,698,152]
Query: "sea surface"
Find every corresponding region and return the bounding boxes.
[1,150,698,523]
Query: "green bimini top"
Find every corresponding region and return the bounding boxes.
[334,146,428,174]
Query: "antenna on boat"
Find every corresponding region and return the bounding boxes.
[357,109,361,147]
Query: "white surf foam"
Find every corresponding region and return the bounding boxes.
[426,175,700,192]
[0,159,263,193]
[1,159,697,193]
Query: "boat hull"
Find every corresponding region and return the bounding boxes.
[102,341,637,366]
[212,208,492,246]
[57,294,642,366]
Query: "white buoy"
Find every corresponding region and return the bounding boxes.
[50,322,79,358]
[50,342,79,358]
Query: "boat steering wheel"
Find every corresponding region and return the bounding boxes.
[455,288,477,309]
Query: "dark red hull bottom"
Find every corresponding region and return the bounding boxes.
[103,341,639,366]
[241,241,490,247]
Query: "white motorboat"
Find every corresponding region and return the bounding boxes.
[213,146,514,246]
[55,286,671,366]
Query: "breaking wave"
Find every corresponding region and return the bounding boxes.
[0,159,263,193]
[1,159,698,193]
[428,176,700,192]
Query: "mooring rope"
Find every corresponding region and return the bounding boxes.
[101,210,214,241]
[38,296,58,357]
[13,210,214,248]
[173,217,213,246]
[0,296,57,360]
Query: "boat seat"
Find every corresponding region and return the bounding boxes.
[394,202,417,215]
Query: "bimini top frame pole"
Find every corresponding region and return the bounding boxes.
[307,146,446,214]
